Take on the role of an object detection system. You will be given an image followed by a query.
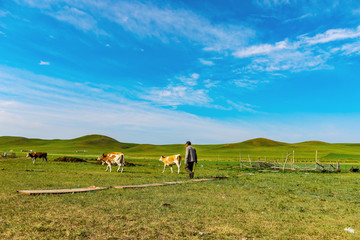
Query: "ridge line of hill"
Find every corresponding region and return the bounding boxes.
[0,134,346,146]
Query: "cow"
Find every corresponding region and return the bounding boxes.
[26,152,48,164]
[159,154,181,174]
[97,152,125,173]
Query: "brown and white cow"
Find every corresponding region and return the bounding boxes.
[97,152,125,173]
[159,154,181,174]
[26,152,48,164]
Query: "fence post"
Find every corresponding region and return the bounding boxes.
[283,152,289,171]
[292,150,295,170]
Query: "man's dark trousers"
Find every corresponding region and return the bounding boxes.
[185,162,195,178]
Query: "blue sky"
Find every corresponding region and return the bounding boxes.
[1,0,360,144]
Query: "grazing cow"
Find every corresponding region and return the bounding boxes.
[349,166,359,172]
[159,154,181,174]
[97,152,125,173]
[26,152,48,164]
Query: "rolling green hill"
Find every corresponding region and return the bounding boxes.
[1,135,360,162]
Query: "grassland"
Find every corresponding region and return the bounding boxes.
[1,135,360,239]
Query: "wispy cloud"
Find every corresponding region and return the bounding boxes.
[233,40,290,58]
[227,100,257,113]
[39,61,50,65]
[233,79,260,89]
[231,25,360,74]
[107,1,254,51]
[253,0,291,8]
[49,6,100,33]
[199,58,215,66]
[175,73,199,86]
[335,41,360,55]
[301,26,360,45]
[204,79,219,88]
[17,0,254,52]
[283,13,314,23]
[16,1,107,35]
[142,85,210,107]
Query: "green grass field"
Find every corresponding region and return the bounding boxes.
[1,135,360,239]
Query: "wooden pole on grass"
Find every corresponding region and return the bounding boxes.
[292,150,295,170]
[283,152,290,171]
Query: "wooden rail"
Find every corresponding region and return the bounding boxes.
[111,178,215,189]
[18,178,220,195]
[17,186,108,195]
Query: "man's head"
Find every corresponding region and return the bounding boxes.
[185,141,191,147]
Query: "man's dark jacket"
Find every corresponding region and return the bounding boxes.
[185,145,197,164]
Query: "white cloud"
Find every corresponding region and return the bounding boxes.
[199,58,215,66]
[251,49,330,72]
[301,26,360,45]
[232,26,360,73]
[254,0,291,8]
[16,0,253,52]
[227,100,257,113]
[204,79,219,88]
[283,13,314,23]
[175,73,199,86]
[140,72,215,107]
[142,85,210,107]
[48,6,107,35]
[191,73,199,79]
[233,40,291,58]
[16,1,107,35]
[233,79,260,89]
[106,1,253,51]
[39,61,50,65]
[331,39,360,56]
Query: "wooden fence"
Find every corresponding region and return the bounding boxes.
[236,151,340,172]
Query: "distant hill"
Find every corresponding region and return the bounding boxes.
[2,135,360,162]
[240,138,287,147]
[0,134,137,152]
[298,140,330,145]
[71,134,137,149]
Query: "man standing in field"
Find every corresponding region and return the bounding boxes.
[185,141,197,179]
